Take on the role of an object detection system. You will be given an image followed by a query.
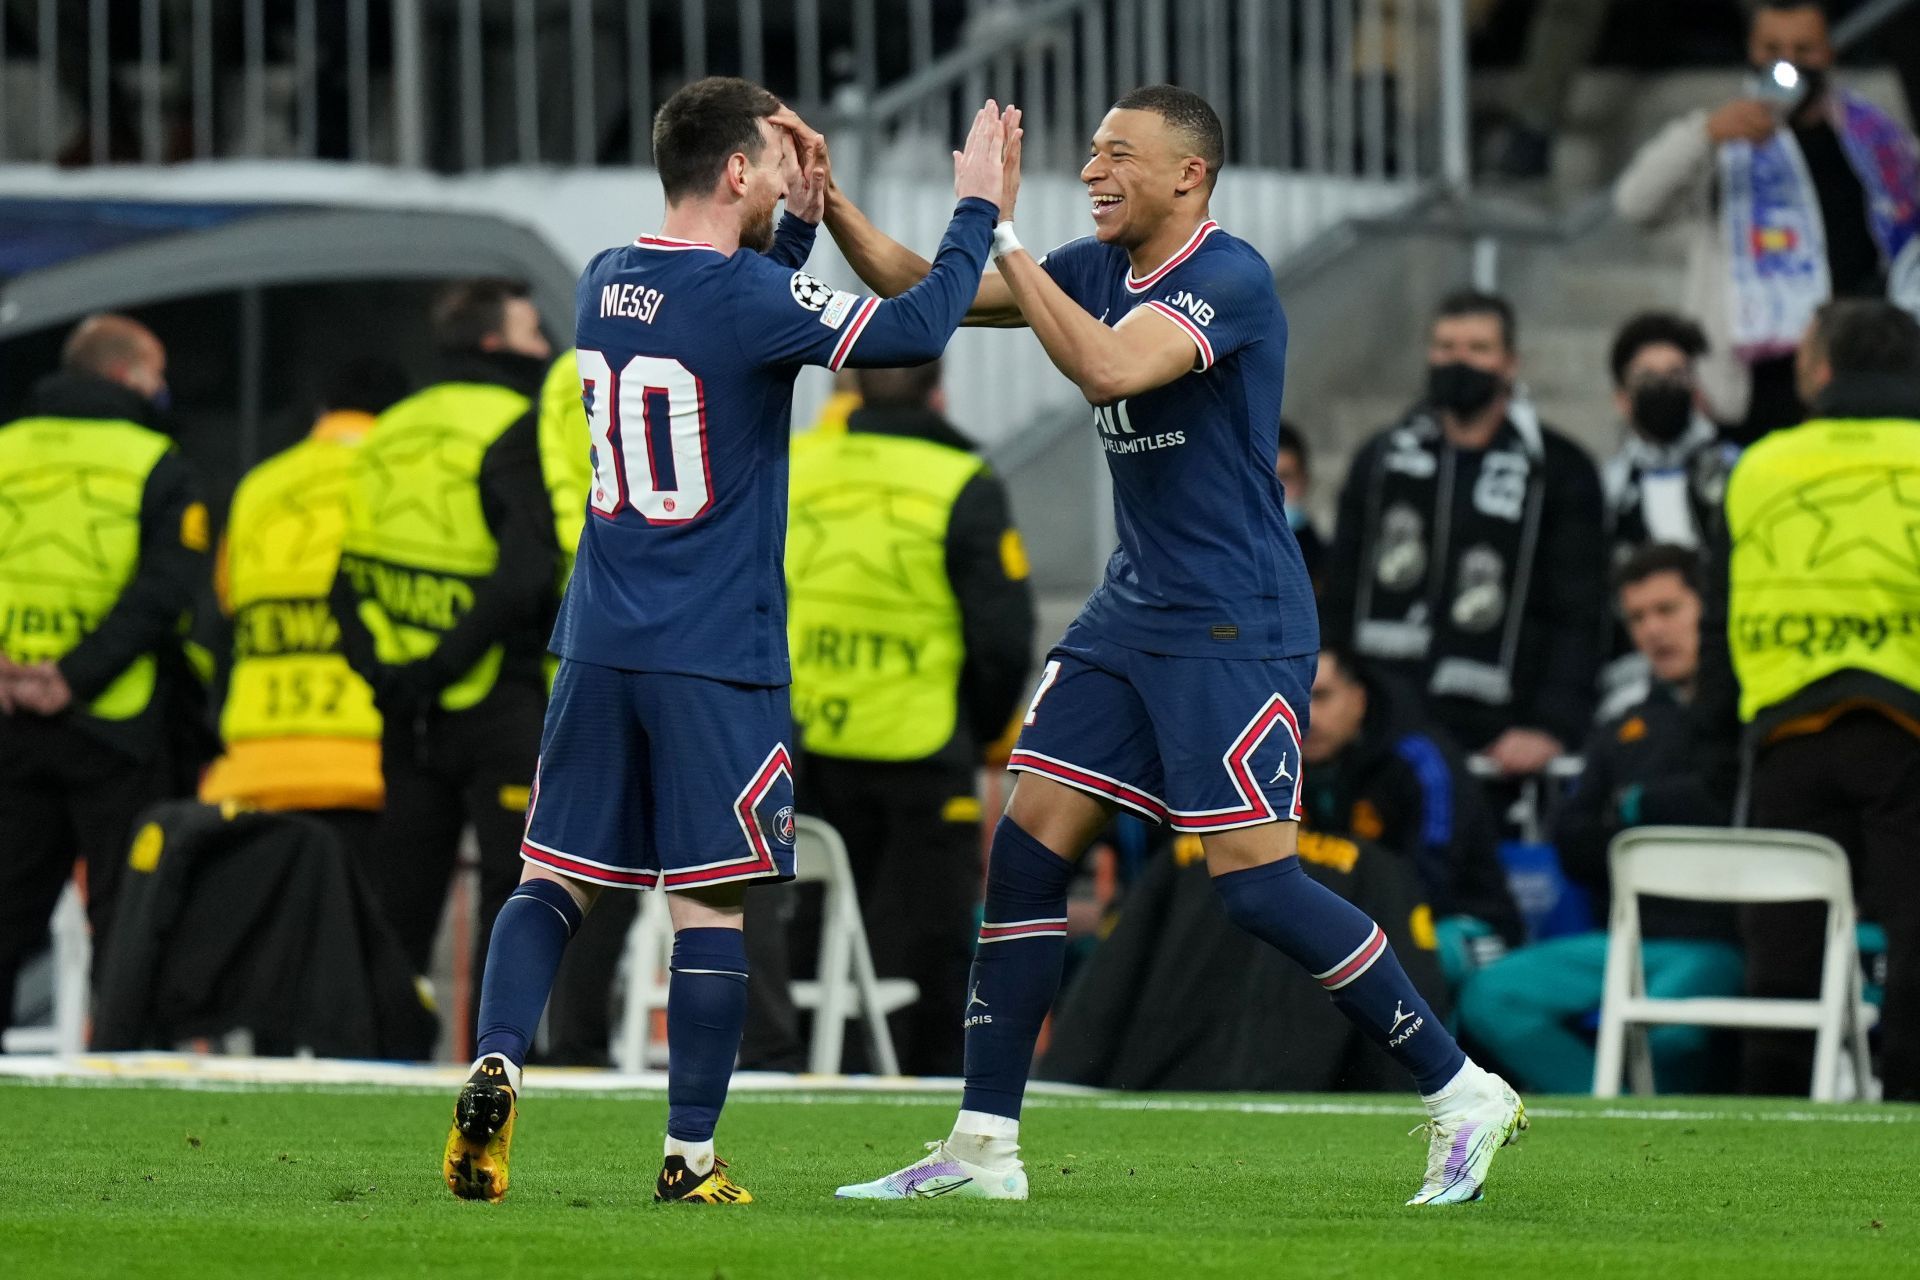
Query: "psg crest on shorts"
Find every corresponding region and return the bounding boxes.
[774,805,797,844]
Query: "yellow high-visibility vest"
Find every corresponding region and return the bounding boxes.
[1726,415,1920,722]
[786,431,981,760]
[0,415,172,720]
[220,416,382,744]
[340,381,529,711]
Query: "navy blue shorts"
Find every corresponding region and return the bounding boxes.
[520,658,796,891]
[1008,622,1315,833]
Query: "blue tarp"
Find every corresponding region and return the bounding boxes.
[0,198,295,279]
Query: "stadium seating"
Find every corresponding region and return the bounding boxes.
[0,881,88,1056]
[615,817,915,1076]
[1593,827,1879,1102]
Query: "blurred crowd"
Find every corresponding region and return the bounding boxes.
[3,0,1918,1101]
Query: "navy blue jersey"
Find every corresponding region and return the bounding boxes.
[1040,220,1316,659]
[553,198,997,685]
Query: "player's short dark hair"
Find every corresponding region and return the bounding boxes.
[432,278,531,354]
[1609,312,1708,386]
[321,356,410,416]
[1808,298,1920,377]
[652,75,782,204]
[1276,419,1309,471]
[1613,542,1703,597]
[855,362,942,411]
[1433,288,1517,353]
[1111,84,1225,192]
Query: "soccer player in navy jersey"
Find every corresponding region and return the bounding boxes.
[441,77,1016,1205]
[819,85,1528,1206]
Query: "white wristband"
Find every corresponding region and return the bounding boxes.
[991,221,1022,260]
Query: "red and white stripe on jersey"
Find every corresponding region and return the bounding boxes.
[1139,299,1217,371]
[977,916,1070,945]
[1167,692,1306,832]
[1006,748,1170,823]
[827,296,881,371]
[1123,219,1221,293]
[1315,924,1387,991]
[633,233,721,252]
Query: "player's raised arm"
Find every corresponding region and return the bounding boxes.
[744,104,1012,369]
[779,105,1026,327]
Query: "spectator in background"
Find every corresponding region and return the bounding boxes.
[199,357,410,855]
[1707,298,1920,1100]
[786,361,1036,1076]
[1597,312,1741,714]
[1275,420,1327,591]
[333,280,559,1010]
[1323,289,1606,777]
[1615,0,1920,443]
[1300,646,1521,988]
[0,315,207,1023]
[1460,544,1742,1095]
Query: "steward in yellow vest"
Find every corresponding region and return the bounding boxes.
[1713,298,1920,1101]
[0,315,208,1015]
[332,280,561,984]
[200,359,411,837]
[784,363,1035,1075]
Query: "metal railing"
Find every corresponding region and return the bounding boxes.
[0,0,1470,189]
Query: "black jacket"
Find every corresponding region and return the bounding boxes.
[1553,683,1736,940]
[1324,411,1606,752]
[332,351,559,715]
[0,373,207,765]
[842,404,1037,761]
[93,800,437,1057]
[1302,682,1522,942]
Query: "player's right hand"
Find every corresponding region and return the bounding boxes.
[1000,105,1024,223]
[953,101,1008,211]
[1706,98,1777,144]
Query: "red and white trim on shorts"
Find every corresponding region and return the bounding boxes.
[827,297,881,371]
[1167,692,1306,833]
[1124,219,1221,293]
[1315,923,1387,991]
[1006,748,1170,823]
[977,916,1070,945]
[1139,300,1216,370]
[657,744,794,890]
[520,835,659,889]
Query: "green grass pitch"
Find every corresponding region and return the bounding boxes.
[1,1081,1913,1278]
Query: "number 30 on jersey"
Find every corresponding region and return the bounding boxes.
[577,348,712,524]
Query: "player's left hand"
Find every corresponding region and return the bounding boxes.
[1000,104,1024,223]
[1481,727,1565,778]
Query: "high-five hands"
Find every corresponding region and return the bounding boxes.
[953,100,1019,211]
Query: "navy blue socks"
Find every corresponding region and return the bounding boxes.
[958,818,1076,1128]
[474,878,584,1069]
[666,927,750,1145]
[1214,857,1465,1093]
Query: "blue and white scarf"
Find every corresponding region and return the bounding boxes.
[1721,91,1920,359]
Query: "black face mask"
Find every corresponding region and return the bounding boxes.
[1630,379,1695,443]
[1426,362,1504,418]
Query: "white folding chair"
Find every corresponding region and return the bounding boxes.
[1,881,91,1057]
[613,816,916,1076]
[1593,826,1878,1101]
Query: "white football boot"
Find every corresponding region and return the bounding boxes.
[834,1140,1029,1201]
[1407,1064,1528,1205]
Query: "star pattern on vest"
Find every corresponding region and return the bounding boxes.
[362,426,477,538]
[1739,465,1920,579]
[232,468,354,582]
[786,484,947,602]
[0,464,143,577]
